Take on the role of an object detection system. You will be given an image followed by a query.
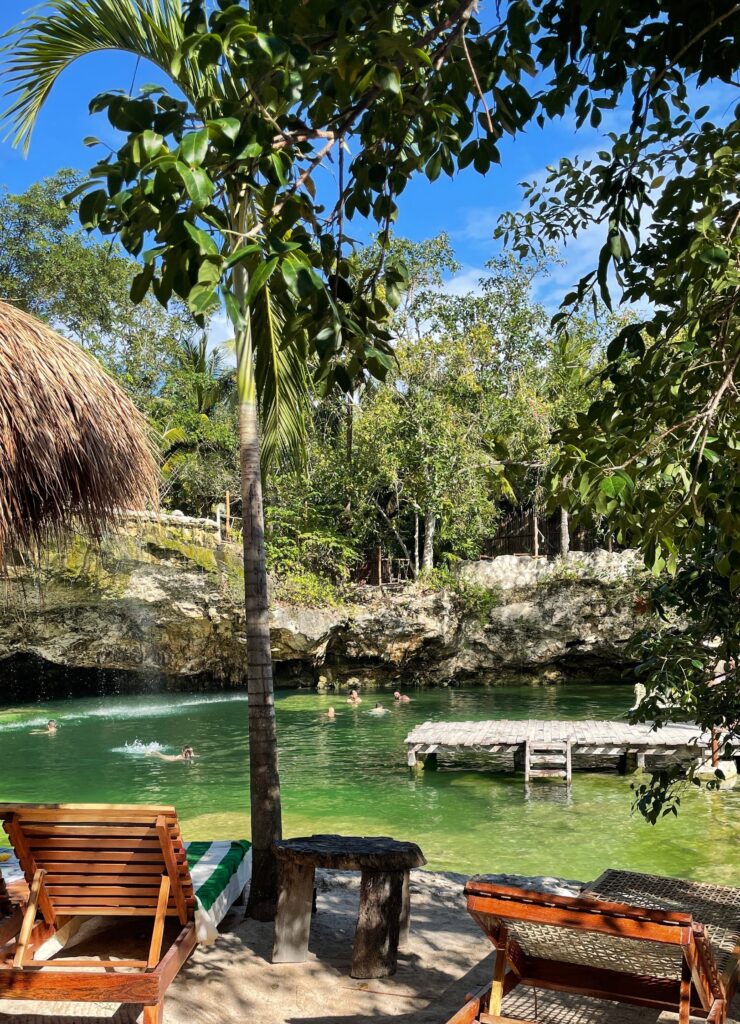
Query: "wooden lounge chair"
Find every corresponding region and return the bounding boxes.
[0,803,198,1023]
[449,869,740,1024]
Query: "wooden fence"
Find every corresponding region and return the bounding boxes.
[485,507,610,557]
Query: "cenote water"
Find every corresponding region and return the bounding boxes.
[1,685,737,884]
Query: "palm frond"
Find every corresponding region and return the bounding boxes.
[251,280,309,471]
[0,0,207,150]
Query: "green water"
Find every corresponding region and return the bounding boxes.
[0,686,737,885]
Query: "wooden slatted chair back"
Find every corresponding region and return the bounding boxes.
[0,804,194,926]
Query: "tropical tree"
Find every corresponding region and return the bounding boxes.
[0,171,192,388]
[179,335,233,412]
[495,1,740,814]
[157,336,239,515]
[3,0,540,913]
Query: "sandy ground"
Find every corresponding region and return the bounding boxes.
[0,870,737,1024]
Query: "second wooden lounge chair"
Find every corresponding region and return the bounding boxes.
[449,869,740,1024]
[0,803,199,1023]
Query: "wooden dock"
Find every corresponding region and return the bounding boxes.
[405,719,712,785]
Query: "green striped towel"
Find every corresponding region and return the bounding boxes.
[1,839,252,948]
[186,840,252,943]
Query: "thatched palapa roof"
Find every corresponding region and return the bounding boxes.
[0,301,158,561]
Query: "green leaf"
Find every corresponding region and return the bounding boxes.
[328,274,353,302]
[282,259,317,298]
[426,152,442,181]
[176,162,214,210]
[207,117,241,142]
[78,189,107,227]
[386,281,402,308]
[130,264,153,303]
[132,129,164,163]
[225,243,261,267]
[184,221,220,256]
[699,245,730,266]
[245,257,279,306]
[237,141,264,159]
[187,282,220,315]
[377,67,401,95]
[223,288,245,329]
[179,128,209,166]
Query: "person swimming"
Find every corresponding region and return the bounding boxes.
[148,744,195,762]
[347,689,362,705]
[323,707,336,721]
[30,719,57,735]
[368,702,390,715]
[393,691,411,703]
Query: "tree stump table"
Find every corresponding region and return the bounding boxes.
[272,834,426,978]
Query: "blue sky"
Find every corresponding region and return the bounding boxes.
[0,1,733,318]
[0,0,617,313]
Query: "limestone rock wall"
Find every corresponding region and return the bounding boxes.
[0,517,649,696]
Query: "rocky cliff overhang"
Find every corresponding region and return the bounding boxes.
[0,515,649,695]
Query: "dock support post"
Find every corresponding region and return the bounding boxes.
[621,751,646,774]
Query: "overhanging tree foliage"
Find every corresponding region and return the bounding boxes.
[495,1,740,815]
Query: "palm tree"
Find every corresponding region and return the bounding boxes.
[177,335,235,416]
[2,0,308,918]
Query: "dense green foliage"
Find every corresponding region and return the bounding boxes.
[263,239,609,590]
[3,174,608,593]
[495,2,740,813]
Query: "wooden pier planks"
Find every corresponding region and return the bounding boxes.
[405,719,715,780]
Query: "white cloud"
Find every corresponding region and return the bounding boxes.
[532,221,606,309]
[452,207,504,243]
[442,264,487,296]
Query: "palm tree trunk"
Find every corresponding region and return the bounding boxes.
[239,392,282,919]
[234,257,282,921]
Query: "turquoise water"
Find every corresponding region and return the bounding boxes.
[0,685,737,884]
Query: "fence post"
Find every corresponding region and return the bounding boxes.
[225,490,231,538]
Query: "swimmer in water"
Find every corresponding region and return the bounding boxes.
[148,744,195,762]
[30,719,58,735]
[323,707,336,721]
[347,689,362,705]
[393,691,411,703]
[368,702,390,715]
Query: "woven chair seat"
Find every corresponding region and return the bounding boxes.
[586,869,740,982]
[504,920,684,979]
